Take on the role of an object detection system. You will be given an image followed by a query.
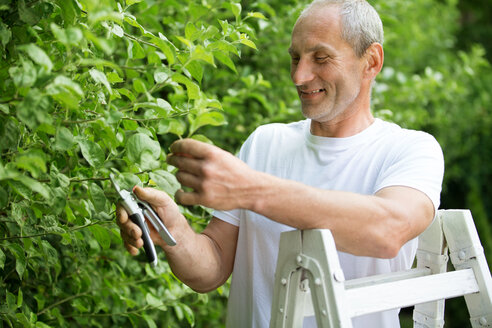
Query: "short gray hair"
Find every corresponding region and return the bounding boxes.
[300,0,384,57]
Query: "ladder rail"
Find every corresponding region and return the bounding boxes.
[270,209,492,328]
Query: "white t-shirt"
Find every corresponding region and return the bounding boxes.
[213,119,444,328]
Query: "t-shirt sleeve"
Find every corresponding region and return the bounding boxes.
[374,131,444,213]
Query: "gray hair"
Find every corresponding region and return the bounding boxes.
[299,0,384,57]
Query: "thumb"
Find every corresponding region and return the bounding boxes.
[133,186,173,208]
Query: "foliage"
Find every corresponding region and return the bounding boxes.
[1,0,492,327]
[0,0,263,326]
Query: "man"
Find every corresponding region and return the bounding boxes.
[117,0,444,327]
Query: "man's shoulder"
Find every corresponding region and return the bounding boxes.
[250,120,307,140]
[377,119,439,144]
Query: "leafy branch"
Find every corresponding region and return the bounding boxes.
[0,219,114,241]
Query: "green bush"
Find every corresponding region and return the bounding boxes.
[1,0,491,327]
[0,0,264,326]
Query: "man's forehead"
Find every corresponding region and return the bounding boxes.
[288,43,336,55]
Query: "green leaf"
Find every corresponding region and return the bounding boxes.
[89,68,112,94]
[0,118,20,151]
[190,134,214,145]
[17,289,23,308]
[240,38,257,50]
[107,71,124,83]
[157,120,186,137]
[149,170,180,195]
[9,244,26,279]
[90,183,107,212]
[17,175,51,199]
[51,23,83,46]
[113,172,142,191]
[56,0,79,26]
[111,24,124,38]
[185,60,203,83]
[15,149,47,178]
[127,0,143,5]
[18,0,40,25]
[176,36,192,49]
[172,74,200,100]
[89,225,111,250]
[133,100,171,117]
[17,89,52,130]
[0,21,12,47]
[145,293,163,307]
[185,22,199,42]
[50,187,67,215]
[154,67,171,84]
[247,12,267,20]
[36,322,52,328]
[0,185,7,209]
[0,104,8,114]
[46,75,84,109]
[78,139,105,168]
[229,2,242,19]
[132,78,147,94]
[54,127,76,151]
[150,34,175,65]
[6,291,16,312]
[143,314,157,328]
[0,248,5,270]
[18,43,53,72]
[131,40,146,59]
[50,75,84,97]
[213,51,237,73]
[189,111,226,135]
[9,60,37,88]
[117,88,136,102]
[126,133,161,164]
[190,45,215,66]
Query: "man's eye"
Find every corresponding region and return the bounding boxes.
[316,56,329,62]
[291,58,300,63]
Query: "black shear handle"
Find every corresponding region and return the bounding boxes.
[129,212,157,266]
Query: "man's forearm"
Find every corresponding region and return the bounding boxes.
[242,171,433,258]
[158,223,227,293]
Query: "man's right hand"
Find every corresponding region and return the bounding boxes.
[116,186,184,255]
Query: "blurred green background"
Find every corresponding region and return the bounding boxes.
[1,0,491,326]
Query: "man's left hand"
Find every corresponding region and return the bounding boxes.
[167,139,255,211]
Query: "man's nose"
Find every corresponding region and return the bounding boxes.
[291,59,315,86]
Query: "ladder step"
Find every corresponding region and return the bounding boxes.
[347,268,479,318]
[345,268,431,290]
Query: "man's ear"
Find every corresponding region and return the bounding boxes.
[363,43,384,80]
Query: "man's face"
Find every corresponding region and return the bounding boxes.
[289,5,365,124]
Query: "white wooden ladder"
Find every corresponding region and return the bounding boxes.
[270,210,492,327]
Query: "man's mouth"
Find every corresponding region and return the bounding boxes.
[301,88,325,94]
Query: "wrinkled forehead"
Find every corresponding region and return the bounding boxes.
[290,4,343,49]
[294,3,341,29]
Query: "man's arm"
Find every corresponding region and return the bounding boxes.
[167,139,435,259]
[117,187,238,292]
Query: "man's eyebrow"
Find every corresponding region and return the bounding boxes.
[307,44,334,53]
[288,44,334,55]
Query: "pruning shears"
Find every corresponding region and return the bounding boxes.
[110,173,176,267]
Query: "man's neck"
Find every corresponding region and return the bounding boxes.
[310,108,375,138]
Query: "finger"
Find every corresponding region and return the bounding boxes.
[175,171,202,190]
[167,153,204,175]
[116,203,142,238]
[170,139,216,159]
[116,203,130,226]
[124,242,140,256]
[120,226,143,248]
[175,189,202,206]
